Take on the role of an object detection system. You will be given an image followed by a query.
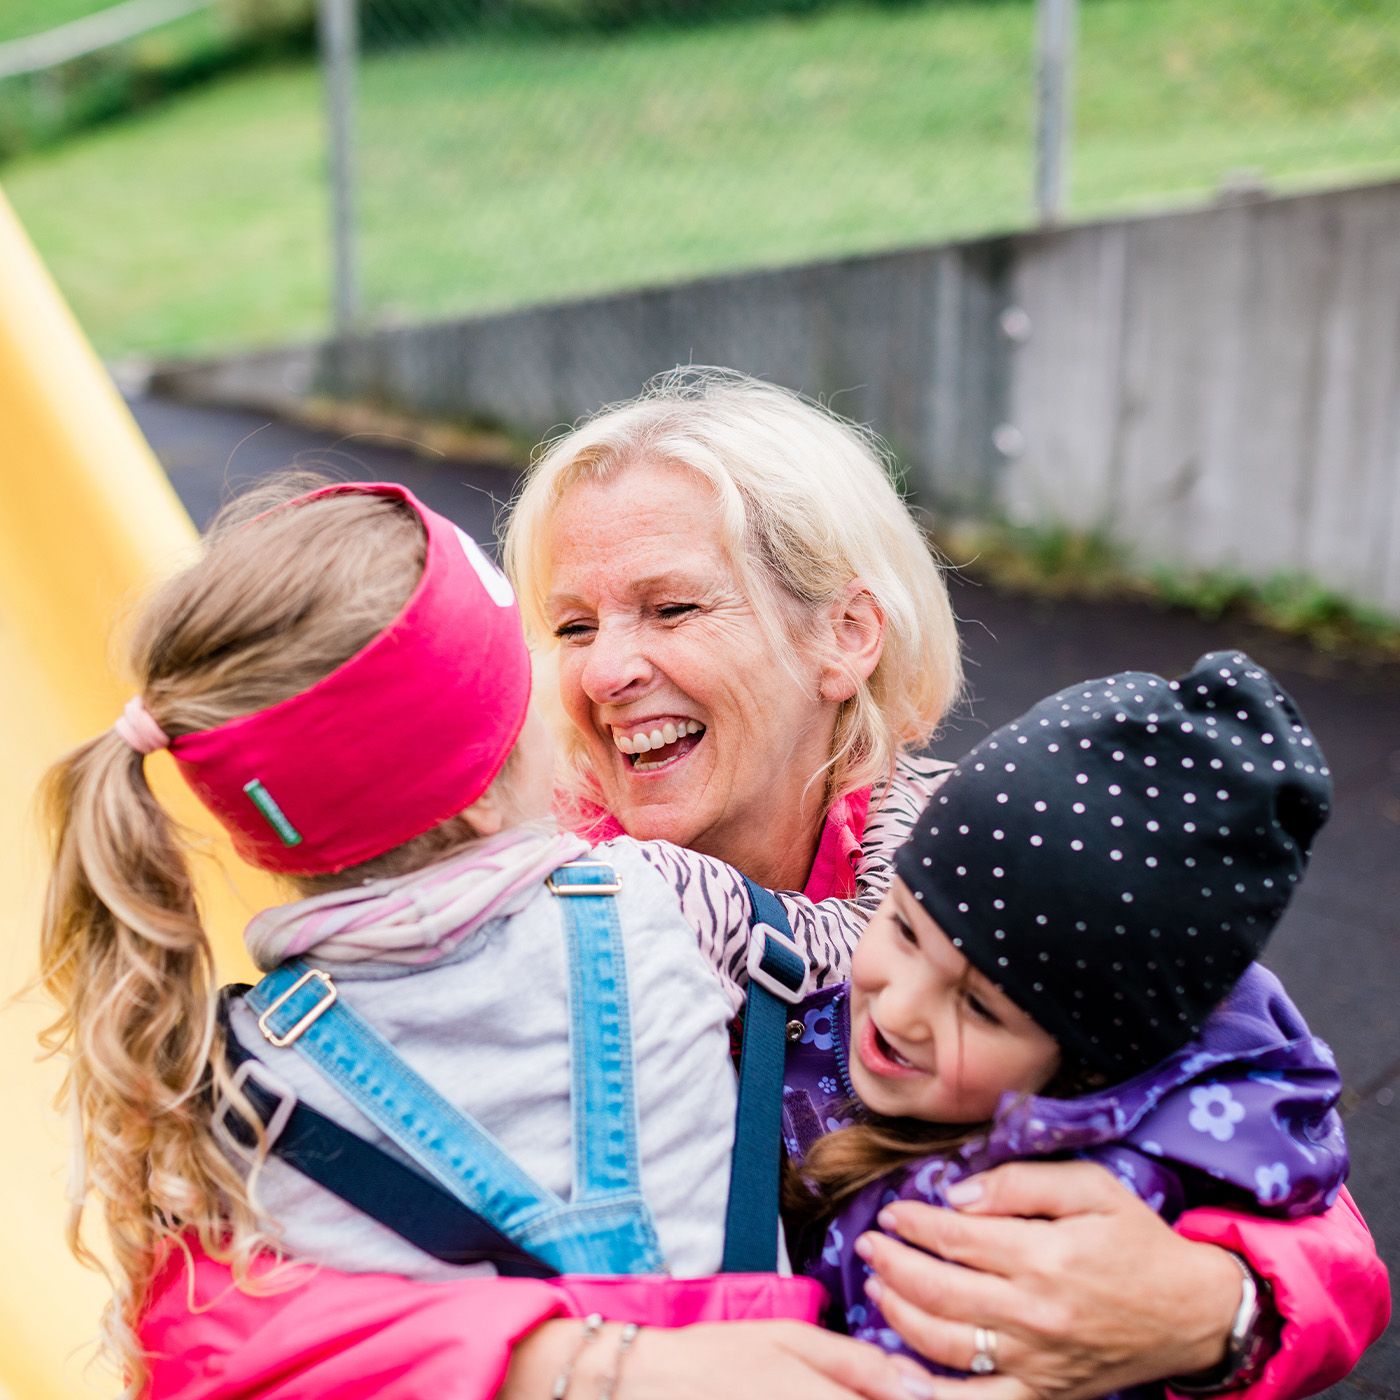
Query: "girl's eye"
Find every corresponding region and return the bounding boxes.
[963,991,1002,1027]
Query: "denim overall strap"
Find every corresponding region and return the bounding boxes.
[219,987,557,1277]
[542,860,666,1272]
[721,877,807,1273]
[551,860,643,1199]
[246,961,564,1245]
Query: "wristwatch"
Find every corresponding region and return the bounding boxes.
[1171,1252,1279,1396]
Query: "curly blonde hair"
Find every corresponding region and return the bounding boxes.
[37,477,515,1393]
[504,368,963,814]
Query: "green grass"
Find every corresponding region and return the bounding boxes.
[4,0,1399,356]
[0,0,120,45]
[947,521,1400,658]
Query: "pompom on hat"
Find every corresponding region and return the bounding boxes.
[895,652,1331,1078]
[115,482,531,876]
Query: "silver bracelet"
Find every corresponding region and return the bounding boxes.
[550,1313,604,1400]
[596,1322,643,1400]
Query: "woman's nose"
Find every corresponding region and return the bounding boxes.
[579,623,654,701]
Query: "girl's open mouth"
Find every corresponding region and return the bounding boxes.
[858,1016,923,1079]
[611,720,706,774]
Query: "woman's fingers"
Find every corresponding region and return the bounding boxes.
[891,1373,1032,1400]
[777,1323,948,1400]
[861,1232,1028,1330]
[872,1201,1052,1278]
[864,1160,1248,1399]
[940,1160,1134,1221]
[864,1288,1019,1380]
[619,1321,909,1400]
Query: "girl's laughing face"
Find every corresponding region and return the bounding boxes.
[849,879,1062,1124]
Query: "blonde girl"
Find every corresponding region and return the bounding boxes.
[38,478,908,1399]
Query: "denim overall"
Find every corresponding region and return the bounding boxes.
[238,859,804,1276]
[245,860,665,1274]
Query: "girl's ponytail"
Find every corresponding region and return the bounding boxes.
[39,726,262,1391]
[35,477,430,1392]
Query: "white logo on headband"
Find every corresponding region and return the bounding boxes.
[455,527,515,608]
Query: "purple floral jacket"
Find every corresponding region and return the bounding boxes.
[783,963,1347,1389]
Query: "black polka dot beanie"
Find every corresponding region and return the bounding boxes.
[894,652,1332,1079]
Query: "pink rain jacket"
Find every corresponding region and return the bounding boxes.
[139,792,1388,1398]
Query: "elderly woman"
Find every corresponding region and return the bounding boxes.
[137,374,1384,1400]
[494,370,1385,1399]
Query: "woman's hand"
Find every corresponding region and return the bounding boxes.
[501,1317,940,1400]
[860,1161,1244,1399]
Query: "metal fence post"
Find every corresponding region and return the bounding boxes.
[1034,0,1077,225]
[318,0,360,335]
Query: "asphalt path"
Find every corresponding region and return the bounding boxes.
[131,392,1398,1398]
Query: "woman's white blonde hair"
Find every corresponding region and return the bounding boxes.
[504,367,962,808]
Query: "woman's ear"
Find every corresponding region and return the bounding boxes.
[819,579,885,703]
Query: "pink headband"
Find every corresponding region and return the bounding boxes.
[159,482,530,876]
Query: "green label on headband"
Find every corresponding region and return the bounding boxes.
[243,779,303,847]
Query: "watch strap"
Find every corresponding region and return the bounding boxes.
[1171,1252,1278,1396]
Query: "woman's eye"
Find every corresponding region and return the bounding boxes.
[657,603,698,621]
[553,621,595,642]
[964,992,1001,1027]
[893,917,918,948]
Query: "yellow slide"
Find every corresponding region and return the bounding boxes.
[0,189,271,1399]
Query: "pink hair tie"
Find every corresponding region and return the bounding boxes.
[114,697,171,756]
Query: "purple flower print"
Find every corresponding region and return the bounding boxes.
[1255,1162,1291,1204]
[822,1220,845,1268]
[1188,1084,1246,1142]
[802,1005,835,1050]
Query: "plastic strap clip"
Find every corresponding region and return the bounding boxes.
[746,921,806,1004]
[213,1057,298,1160]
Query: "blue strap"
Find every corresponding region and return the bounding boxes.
[554,862,644,1199]
[218,988,557,1277]
[721,878,806,1273]
[246,961,564,1240]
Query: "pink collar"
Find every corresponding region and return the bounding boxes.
[561,786,873,900]
[802,787,871,900]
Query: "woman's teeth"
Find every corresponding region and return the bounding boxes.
[613,720,704,755]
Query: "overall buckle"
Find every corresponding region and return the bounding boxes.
[746,922,807,1004]
[546,861,623,896]
[214,1058,297,1159]
[257,967,338,1048]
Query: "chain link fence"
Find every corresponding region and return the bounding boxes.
[349,0,1043,330]
[2,0,1398,356]
[1069,0,1400,216]
[0,0,313,161]
[338,0,1400,334]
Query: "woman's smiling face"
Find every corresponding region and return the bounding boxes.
[543,460,841,887]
